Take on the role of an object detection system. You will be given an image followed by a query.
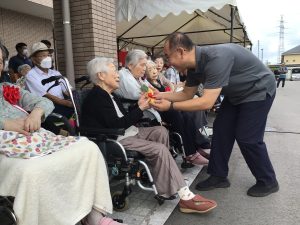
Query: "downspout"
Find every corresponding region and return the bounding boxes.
[62,0,75,87]
[230,5,235,43]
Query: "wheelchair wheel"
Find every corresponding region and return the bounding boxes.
[112,191,129,212]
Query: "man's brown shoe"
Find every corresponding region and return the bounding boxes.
[179,194,217,214]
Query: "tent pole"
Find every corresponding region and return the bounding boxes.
[230,5,235,43]
[243,29,246,47]
[151,47,154,58]
[117,38,120,65]
[118,16,147,39]
[224,30,243,43]
[118,38,150,49]
[122,27,244,40]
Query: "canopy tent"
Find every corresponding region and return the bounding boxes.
[116,0,252,55]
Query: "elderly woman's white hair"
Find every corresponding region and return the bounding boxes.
[145,60,156,75]
[125,49,147,67]
[17,64,31,74]
[87,57,114,84]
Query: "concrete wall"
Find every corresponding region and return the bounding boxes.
[0,7,53,58]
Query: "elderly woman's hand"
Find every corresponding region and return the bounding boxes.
[138,94,150,111]
[24,108,44,133]
[3,118,30,136]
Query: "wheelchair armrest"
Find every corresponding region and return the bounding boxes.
[79,127,125,136]
[49,112,64,119]
[44,113,76,135]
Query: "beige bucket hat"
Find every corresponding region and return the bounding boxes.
[30,42,54,57]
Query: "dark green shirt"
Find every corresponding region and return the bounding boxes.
[186,44,276,105]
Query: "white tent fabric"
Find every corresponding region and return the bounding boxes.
[116,0,237,22]
[115,0,251,53]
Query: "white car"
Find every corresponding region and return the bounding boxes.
[291,68,300,81]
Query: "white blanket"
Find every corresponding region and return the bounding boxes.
[0,138,112,225]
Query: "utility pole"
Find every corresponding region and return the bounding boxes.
[261,48,264,62]
[278,15,285,63]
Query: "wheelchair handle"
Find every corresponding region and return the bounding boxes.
[41,76,80,133]
[41,75,64,85]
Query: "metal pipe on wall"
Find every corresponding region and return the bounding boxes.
[230,5,235,43]
[62,0,75,87]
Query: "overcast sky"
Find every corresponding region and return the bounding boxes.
[236,0,300,64]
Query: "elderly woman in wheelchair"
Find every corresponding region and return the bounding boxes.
[115,49,210,166]
[81,56,217,214]
[0,44,125,225]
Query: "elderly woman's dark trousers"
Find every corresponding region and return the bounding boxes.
[207,94,277,185]
[160,110,206,156]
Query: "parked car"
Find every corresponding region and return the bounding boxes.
[290,68,300,81]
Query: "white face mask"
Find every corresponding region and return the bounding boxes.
[3,60,9,71]
[22,49,29,57]
[40,56,52,69]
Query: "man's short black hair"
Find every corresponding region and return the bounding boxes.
[15,42,27,51]
[166,32,194,51]
[41,40,51,48]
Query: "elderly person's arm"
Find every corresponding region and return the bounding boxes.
[21,88,55,133]
[90,93,148,130]
[44,93,73,108]
[25,72,73,108]
[159,73,175,91]
[1,87,55,134]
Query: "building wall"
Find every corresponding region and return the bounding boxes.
[0,7,53,58]
[53,0,117,81]
[284,55,300,65]
[28,0,53,7]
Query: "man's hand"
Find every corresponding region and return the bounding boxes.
[153,90,164,100]
[24,108,44,133]
[3,118,30,136]
[150,99,172,111]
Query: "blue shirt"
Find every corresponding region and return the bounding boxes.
[8,54,33,73]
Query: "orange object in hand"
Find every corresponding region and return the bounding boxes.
[141,84,156,103]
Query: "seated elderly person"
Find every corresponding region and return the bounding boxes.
[153,56,175,91]
[81,57,217,214]
[0,44,125,225]
[115,49,209,165]
[146,60,211,158]
[25,42,74,118]
[15,63,31,88]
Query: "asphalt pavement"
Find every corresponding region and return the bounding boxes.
[164,81,300,225]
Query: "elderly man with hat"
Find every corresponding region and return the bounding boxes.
[25,42,74,119]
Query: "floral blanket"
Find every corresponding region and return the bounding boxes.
[0,128,80,159]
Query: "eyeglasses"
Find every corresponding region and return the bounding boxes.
[164,48,179,62]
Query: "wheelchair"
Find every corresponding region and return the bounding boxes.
[118,97,195,169]
[41,75,174,211]
[0,196,17,225]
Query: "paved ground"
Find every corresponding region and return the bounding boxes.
[164,81,300,225]
[110,157,204,225]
